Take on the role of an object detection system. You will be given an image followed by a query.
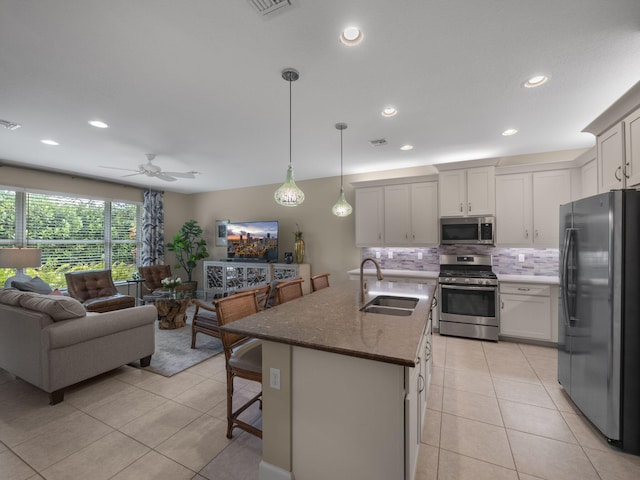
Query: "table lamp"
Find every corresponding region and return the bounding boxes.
[0,248,42,288]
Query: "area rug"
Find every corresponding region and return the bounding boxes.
[138,321,223,377]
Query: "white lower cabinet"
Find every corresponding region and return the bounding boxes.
[406,319,432,480]
[289,326,431,480]
[499,283,553,341]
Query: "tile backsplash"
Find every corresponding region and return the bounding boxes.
[361,245,559,277]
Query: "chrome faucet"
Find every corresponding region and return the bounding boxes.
[360,257,384,304]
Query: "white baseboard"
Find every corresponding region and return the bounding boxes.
[259,460,294,480]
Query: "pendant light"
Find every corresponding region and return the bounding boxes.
[274,68,305,207]
[331,122,353,217]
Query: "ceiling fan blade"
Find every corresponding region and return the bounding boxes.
[99,165,140,173]
[163,171,196,179]
[156,173,177,182]
[121,172,143,178]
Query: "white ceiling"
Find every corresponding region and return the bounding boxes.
[1,0,639,194]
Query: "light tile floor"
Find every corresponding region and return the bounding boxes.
[2,333,640,479]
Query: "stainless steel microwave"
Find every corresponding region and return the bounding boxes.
[440,216,495,245]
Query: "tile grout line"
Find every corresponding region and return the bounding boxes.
[483,340,520,477]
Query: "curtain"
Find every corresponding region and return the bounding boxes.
[141,189,164,265]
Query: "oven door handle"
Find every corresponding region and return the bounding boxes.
[439,284,497,292]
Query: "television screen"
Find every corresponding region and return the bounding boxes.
[226,221,278,262]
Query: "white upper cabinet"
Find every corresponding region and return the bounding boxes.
[439,167,494,217]
[355,187,384,247]
[583,83,640,194]
[532,170,571,246]
[439,170,466,216]
[496,169,571,248]
[625,107,640,188]
[384,184,411,245]
[384,182,439,246]
[596,108,640,192]
[598,122,625,192]
[495,174,532,247]
[411,182,439,245]
[581,159,598,199]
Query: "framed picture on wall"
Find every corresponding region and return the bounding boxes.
[215,220,228,247]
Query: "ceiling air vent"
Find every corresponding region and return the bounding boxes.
[369,138,388,147]
[247,0,293,16]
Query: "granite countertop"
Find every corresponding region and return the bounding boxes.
[219,280,434,367]
[348,268,440,280]
[349,268,559,285]
[496,274,559,285]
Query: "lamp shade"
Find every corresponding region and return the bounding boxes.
[0,248,42,268]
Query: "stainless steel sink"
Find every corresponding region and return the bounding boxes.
[361,305,414,316]
[360,295,419,316]
[369,295,419,309]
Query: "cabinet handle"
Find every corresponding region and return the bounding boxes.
[535,230,539,238]
[459,203,463,213]
[525,229,529,238]
[624,162,630,179]
[615,166,622,182]
[425,341,432,361]
[501,300,504,309]
[378,233,381,240]
[405,232,408,240]
[517,287,530,291]
[418,374,425,393]
[468,202,471,212]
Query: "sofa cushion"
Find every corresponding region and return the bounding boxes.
[19,293,86,321]
[0,288,24,306]
[11,277,53,295]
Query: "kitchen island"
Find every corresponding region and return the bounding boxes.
[220,280,435,480]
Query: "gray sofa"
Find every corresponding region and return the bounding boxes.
[0,288,157,404]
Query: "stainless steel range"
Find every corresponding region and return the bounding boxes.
[438,254,499,341]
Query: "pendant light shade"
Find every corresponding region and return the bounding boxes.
[332,123,353,217]
[275,68,305,207]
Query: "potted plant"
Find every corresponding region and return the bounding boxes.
[167,219,209,295]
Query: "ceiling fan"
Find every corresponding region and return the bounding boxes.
[100,154,199,182]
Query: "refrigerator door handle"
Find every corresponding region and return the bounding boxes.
[561,228,575,326]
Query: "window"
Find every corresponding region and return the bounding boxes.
[0,188,141,288]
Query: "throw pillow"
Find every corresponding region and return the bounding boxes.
[0,288,24,306]
[11,277,53,295]
[19,294,86,321]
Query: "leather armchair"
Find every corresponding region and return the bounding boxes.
[65,270,135,312]
[139,265,172,293]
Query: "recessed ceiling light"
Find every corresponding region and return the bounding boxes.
[88,120,109,128]
[340,26,363,46]
[381,107,397,117]
[523,75,549,88]
[41,139,60,146]
[501,129,518,136]
[400,144,414,151]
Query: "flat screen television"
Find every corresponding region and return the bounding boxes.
[226,221,278,262]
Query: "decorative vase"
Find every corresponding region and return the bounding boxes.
[294,237,305,264]
[284,252,293,264]
[169,288,176,299]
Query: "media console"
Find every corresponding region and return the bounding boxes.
[203,261,311,299]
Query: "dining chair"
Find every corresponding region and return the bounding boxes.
[191,284,270,349]
[253,283,271,310]
[310,273,330,292]
[275,277,304,304]
[190,299,220,348]
[215,290,263,439]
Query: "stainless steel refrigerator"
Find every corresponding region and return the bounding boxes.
[559,190,640,454]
